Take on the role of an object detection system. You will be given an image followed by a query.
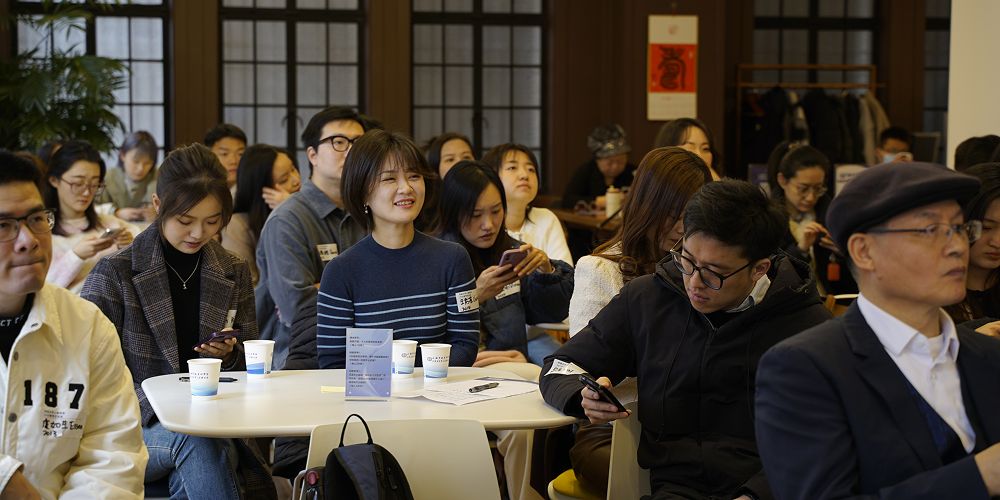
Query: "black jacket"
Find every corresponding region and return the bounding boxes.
[540,254,830,499]
[780,196,859,296]
[560,159,635,208]
[756,303,1000,499]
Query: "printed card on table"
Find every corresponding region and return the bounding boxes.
[345,328,392,400]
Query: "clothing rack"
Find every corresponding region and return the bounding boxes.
[734,64,882,175]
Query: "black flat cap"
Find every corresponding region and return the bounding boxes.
[827,162,981,252]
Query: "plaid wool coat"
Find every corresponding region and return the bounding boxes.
[81,224,276,499]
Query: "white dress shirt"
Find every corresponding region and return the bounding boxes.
[857,293,975,452]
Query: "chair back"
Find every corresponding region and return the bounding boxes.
[823,293,858,317]
[606,401,650,499]
[306,418,501,500]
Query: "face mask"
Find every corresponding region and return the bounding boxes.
[881,152,898,164]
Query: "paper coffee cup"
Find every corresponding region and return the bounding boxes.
[244,340,275,378]
[420,343,451,379]
[188,358,222,399]
[392,340,418,377]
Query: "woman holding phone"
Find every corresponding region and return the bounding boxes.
[315,129,480,369]
[437,161,573,365]
[81,144,273,499]
[45,140,137,294]
[767,142,856,295]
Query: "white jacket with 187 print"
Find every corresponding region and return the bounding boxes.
[0,284,147,499]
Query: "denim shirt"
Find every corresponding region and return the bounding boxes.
[479,259,574,355]
[254,180,365,368]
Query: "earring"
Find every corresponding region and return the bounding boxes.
[364,205,370,215]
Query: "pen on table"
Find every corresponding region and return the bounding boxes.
[468,382,499,393]
[178,376,238,383]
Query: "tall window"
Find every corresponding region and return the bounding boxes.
[924,0,950,160]
[13,1,170,160]
[220,0,364,171]
[751,0,876,84]
[412,0,545,164]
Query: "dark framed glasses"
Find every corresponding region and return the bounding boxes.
[669,250,752,290]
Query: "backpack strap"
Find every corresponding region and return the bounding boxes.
[339,413,374,447]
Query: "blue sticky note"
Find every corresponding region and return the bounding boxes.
[345,328,392,400]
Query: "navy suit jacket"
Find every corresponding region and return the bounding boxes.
[755,302,1000,499]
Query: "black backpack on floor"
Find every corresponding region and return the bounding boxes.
[302,413,415,500]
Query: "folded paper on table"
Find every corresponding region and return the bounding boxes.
[395,377,538,406]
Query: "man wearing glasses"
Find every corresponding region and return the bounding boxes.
[756,162,1000,499]
[0,150,146,497]
[255,106,375,369]
[540,180,830,499]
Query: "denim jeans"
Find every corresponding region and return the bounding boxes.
[144,421,241,500]
[527,333,562,366]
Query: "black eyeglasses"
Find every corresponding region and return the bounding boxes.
[669,250,752,290]
[0,209,56,242]
[318,134,358,153]
[867,221,982,245]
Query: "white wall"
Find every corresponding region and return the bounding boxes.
[947,0,1000,166]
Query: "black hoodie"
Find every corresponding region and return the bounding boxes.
[540,253,831,499]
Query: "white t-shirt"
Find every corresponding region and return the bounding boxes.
[506,207,573,266]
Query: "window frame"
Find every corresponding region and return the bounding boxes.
[218,0,366,161]
[11,1,173,153]
[411,1,547,172]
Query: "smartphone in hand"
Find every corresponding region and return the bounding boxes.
[99,226,125,240]
[192,331,238,350]
[498,249,527,268]
[578,374,627,413]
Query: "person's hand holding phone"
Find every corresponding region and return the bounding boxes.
[579,375,630,424]
[798,222,829,251]
[113,228,134,249]
[194,329,239,362]
[73,234,116,260]
[475,265,519,302]
[512,243,553,277]
[115,207,146,222]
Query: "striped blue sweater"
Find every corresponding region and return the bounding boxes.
[316,232,480,369]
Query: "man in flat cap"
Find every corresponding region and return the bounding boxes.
[755,162,1000,499]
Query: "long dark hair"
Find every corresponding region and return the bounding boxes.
[46,140,107,236]
[593,147,711,282]
[425,133,474,174]
[437,160,518,274]
[234,144,296,241]
[653,117,720,173]
[156,144,234,231]
[947,163,1000,321]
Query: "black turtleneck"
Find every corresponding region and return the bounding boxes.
[0,294,33,363]
[161,239,202,365]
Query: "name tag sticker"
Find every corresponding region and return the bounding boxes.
[455,289,479,313]
[495,280,521,300]
[224,309,237,330]
[317,243,339,262]
[545,359,587,376]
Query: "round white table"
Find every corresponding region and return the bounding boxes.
[141,367,577,438]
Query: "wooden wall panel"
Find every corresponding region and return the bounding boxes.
[171,1,220,146]
[0,0,11,62]
[367,0,412,134]
[547,0,744,190]
[878,0,926,132]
